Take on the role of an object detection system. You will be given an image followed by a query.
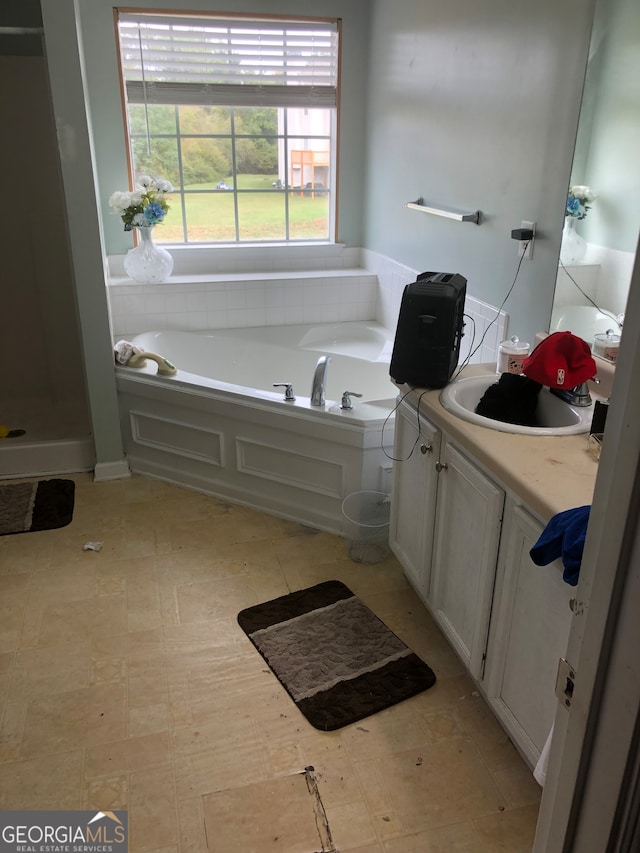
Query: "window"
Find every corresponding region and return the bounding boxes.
[115,11,340,245]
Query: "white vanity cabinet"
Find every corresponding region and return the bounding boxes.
[389,400,441,600]
[389,393,575,764]
[484,501,573,767]
[429,441,505,679]
[390,400,505,680]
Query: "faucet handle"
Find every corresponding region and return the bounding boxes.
[341,390,363,410]
[273,383,296,401]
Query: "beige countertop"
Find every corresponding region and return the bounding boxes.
[402,364,600,523]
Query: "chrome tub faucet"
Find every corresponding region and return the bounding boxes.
[310,355,331,406]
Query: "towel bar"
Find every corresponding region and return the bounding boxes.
[406,198,481,225]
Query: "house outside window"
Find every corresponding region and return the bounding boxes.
[115,11,341,245]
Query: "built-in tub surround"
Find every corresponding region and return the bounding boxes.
[107,244,376,338]
[106,245,508,370]
[116,322,397,534]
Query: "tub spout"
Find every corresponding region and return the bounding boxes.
[310,355,331,406]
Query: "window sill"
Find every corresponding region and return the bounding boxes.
[107,241,356,280]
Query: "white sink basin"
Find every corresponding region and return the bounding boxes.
[440,374,593,435]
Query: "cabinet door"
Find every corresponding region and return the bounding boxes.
[429,442,505,679]
[485,503,573,766]
[389,401,441,602]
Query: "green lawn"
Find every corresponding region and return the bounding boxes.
[158,175,329,243]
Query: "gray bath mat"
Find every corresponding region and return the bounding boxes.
[0,479,75,535]
[238,580,436,731]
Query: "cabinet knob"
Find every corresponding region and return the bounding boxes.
[435,461,448,472]
[420,443,432,454]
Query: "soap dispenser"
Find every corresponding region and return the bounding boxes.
[497,336,530,375]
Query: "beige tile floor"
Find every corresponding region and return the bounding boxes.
[0,473,541,852]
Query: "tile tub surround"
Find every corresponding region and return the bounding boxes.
[0,472,541,851]
[107,243,375,338]
[107,244,507,370]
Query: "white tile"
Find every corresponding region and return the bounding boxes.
[206,291,227,311]
[245,288,266,309]
[146,313,169,330]
[122,294,147,314]
[244,308,266,327]
[302,284,323,306]
[321,304,342,322]
[205,310,227,329]
[225,287,246,310]
[265,307,283,326]
[185,292,207,312]
[339,303,360,321]
[170,313,190,330]
[283,286,304,308]
[165,293,187,313]
[144,294,167,315]
[284,305,304,324]
[264,286,284,308]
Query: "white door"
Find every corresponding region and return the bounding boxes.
[485,502,573,767]
[535,236,640,851]
[429,441,505,678]
[389,400,440,602]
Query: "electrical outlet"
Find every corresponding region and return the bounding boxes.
[519,220,536,260]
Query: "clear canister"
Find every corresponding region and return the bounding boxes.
[497,336,530,375]
[592,330,621,363]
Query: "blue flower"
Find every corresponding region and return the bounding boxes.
[143,201,167,224]
[566,195,581,217]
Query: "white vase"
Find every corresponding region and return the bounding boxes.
[123,226,174,283]
[560,216,587,265]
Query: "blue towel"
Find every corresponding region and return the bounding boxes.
[530,505,591,586]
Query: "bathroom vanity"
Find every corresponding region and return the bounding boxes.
[390,365,599,768]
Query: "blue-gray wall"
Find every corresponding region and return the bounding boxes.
[362,0,595,346]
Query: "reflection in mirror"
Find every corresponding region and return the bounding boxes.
[552,0,640,357]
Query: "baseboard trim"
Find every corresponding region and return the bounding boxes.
[94,458,131,481]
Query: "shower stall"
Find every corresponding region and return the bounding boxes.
[0,7,94,478]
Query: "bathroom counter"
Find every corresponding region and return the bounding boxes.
[404,364,599,523]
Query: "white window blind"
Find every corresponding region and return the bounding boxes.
[117,12,339,108]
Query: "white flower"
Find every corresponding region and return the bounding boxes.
[109,174,172,230]
[108,190,132,212]
[570,185,595,203]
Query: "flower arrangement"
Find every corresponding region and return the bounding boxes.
[109,175,173,230]
[565,185,595,220]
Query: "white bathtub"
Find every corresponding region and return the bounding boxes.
[115,322,398,533]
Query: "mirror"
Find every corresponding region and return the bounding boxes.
[551,0,640,354]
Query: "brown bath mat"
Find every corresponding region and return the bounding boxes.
[0,479,75,535]
[238,580,436,731]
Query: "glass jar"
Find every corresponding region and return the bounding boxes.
[592,330,621,363]
[497,336,530,375]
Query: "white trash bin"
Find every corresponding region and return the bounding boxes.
[341,490,391,564]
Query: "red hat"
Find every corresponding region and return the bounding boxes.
[522,331,596,388]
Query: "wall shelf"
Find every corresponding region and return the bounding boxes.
[406,198,482,225]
